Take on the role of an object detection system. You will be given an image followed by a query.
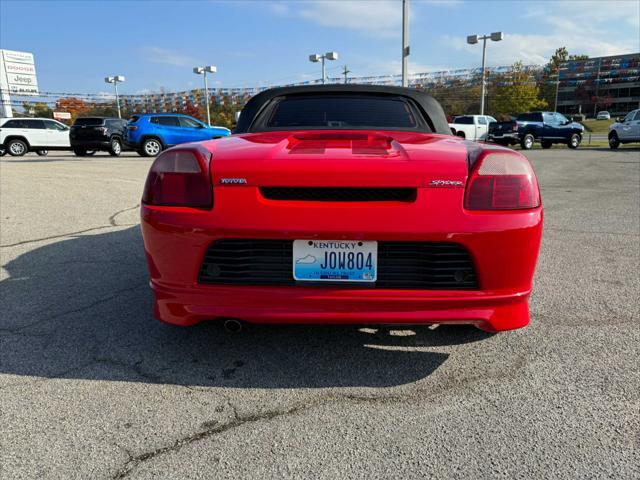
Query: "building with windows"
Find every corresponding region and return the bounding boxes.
[557,53,640,117]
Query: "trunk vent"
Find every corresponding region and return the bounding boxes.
[260,187,417,202]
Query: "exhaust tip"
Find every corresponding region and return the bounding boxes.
[222,318,243,334]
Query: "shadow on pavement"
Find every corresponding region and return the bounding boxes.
[0,227,491,389]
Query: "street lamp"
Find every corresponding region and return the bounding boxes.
[467,32,503,115]
[104,75,125,118]
[193,65,217,126]
[309,52,338,84]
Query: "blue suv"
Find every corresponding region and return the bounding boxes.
[125,113,231,156]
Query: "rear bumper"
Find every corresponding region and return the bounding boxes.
[141,188,543,332]
[151,281,532,332]
[70,139,111,149]
[488,133,519,142]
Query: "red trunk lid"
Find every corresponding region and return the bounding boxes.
[206,130,470,188]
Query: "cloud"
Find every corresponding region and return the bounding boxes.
[444,0,639,67]
[297,0,402,37]
[265,0,462,38]
[140,47,202,67]
[296,254,317,265]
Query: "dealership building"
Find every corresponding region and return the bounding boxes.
[557,52,640,117]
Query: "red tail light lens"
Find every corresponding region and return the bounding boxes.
[128,125,138,131]
[465,153,540,210]
[142,148,212,208]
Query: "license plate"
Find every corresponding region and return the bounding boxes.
[293,240,377,282]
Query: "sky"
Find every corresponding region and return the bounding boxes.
[1,0,639,96]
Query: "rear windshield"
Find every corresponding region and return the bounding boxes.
[262,95,421,130]
[453,116,473,124]
[516,113,542,122]
[74,118,104,126]
[129,115,140,124]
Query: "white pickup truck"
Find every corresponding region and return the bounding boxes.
[448,115,497,141]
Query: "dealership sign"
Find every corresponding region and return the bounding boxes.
[0,49,39,95]
[53,111,71,120]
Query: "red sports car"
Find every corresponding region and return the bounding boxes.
[141,85,543,332]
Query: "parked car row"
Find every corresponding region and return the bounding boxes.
[0,114,230,157]
[2,107,638,157]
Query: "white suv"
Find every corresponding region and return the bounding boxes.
[609,109,640,149]
[0,117,71,157]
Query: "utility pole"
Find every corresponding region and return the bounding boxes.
[342,65,351,84]
[401,0,409,87]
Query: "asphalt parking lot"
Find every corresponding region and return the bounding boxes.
[1,146,639,479]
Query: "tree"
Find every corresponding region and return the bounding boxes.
[182,99,202,120]
[539,47,589,109]
[489,62,548,117]
[55,97,90,122]
[22,101,53,118]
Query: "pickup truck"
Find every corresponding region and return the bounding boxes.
[448,115,497,141]
[488,111,584,149]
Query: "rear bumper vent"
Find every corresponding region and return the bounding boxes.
[260,187,417,202]
[199,240,478,290]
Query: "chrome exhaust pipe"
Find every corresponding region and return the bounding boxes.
[222,318,243,334]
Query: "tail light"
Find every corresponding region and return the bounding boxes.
[142,147,213,208]
[465,152,540,210]
[513,123,519,131]
[98,127,108,134]
[128,125,138,131]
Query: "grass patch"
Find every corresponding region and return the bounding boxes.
[581,119,614,134]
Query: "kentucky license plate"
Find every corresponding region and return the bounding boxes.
[293,240,377,282]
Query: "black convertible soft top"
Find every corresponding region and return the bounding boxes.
[234,85,451,135]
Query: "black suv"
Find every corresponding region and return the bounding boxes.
[70,117,128,156]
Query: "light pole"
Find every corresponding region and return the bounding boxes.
[554,72,560,112]
[309,52,338,84]
[401,0,409,87]
[193,65,217,126]
[467,32,503,115]
[104,75,125,118]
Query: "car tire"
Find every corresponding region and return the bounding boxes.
[7,139,28,156]
[0,145,6,156]
[520,133,534,150]
[141,138,163,157]
[108,138,122,156]
[541,140,552,149]
[36,150,48,156]
[608,132,620,149]
[568,134,581,149]
[73,148,87,157]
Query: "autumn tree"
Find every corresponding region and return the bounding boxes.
[489,62,548,117]
[182,99,202,120]
[55,97,90,122]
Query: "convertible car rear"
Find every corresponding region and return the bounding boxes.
[140,85,543,332]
